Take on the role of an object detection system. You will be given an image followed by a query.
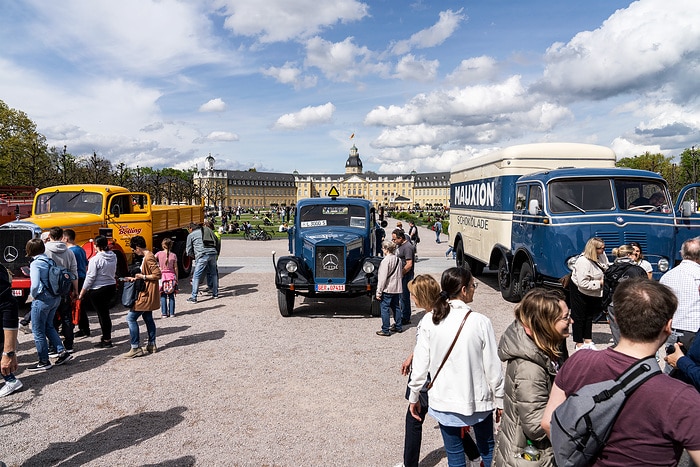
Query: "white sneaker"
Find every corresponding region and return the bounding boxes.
[581,342,598,350]
[0,379,23,397]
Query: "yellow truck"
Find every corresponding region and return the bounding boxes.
[0,184,203,303]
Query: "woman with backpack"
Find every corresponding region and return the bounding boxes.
[408,267,504,467]
[122,236,161,358]
[570,237,609,351]
[25,238,72,370]
[78,236,117,348]
[604,245,647,346]
[494,288,571,466]
[155,238,178,318]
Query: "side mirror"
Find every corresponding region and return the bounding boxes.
[110,204,121,218]
[682,201,693,217]
[528,199,540,216]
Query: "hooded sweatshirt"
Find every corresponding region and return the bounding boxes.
[82,250,118,291]
[44,240,78,278]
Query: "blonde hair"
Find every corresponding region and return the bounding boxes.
[382,240,397,254]
[515,288,566,361]
[612,244,634,259]
[583,236,605,261]
[407,275,441,311]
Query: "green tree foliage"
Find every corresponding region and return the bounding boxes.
[0,99,52,187]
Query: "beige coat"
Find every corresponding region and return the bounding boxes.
[134,251,162,312]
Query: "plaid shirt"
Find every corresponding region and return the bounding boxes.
[660,259,700,332]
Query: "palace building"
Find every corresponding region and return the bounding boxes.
[194,146,450,210]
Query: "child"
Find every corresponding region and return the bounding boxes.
[155,238,179,317]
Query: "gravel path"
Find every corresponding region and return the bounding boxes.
[0,220,614,467]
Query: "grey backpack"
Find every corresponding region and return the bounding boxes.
[550,356,660,467]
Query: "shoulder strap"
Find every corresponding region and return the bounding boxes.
[427,310,472,390]
[592,356,660,403]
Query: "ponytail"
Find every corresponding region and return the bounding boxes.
[433,267,472,325]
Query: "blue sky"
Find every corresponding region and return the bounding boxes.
[1,0,699,175]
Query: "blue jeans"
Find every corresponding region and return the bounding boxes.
[400,270,414,323]
[31,296,64,362]
[191,254,218,299]
[160,293,175,316]
[438,413,494,467]
[126,310,156,348]
[380,293,400,333]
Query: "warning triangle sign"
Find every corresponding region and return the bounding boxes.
[328,186,340,197]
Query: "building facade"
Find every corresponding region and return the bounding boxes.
[194,146,450,211]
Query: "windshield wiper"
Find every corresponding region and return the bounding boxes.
[555,195,586,213]
[67,189,85,203]
[43,189,60,204]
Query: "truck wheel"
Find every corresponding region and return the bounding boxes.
[173,241,192,278]
[370,296,381,317]
[517,261,535,301]
[498,256,517,302]
[278,289,294,316]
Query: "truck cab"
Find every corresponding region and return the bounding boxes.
[273,192,382,316]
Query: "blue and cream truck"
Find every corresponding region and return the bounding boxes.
[448,142,689,302]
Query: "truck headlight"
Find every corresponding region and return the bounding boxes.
[657,258,669,273]
[285,262,298,273]
[362,262,375,274]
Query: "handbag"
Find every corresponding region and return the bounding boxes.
[121,279,144,308]
[427,309,472,390]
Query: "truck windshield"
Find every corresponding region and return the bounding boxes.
[35,191,103,215]
[299,205,367,229]
[549,179,614,213]
[614,179,670,211]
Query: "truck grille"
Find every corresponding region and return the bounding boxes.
[0,229,33,276]
[315,245,345,279]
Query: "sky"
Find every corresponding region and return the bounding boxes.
[1,0,699,175]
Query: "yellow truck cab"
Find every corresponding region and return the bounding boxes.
[0,184,203,303]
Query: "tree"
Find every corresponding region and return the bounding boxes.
[0,99,52,187]
[79,151,113,185]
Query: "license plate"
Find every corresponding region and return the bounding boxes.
[316,284,345,292]
[11,290,22,297]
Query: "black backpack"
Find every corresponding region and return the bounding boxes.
[601,262,646,309]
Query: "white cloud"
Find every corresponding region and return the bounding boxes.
[199,98,228,112]
[445,56,499,85]
[611,137,664,160]
[24,0,230,76]
[193,131,240,143]
[274,102,336,130]
[393,55,439,82]
[304,36,390,83]
[216,0,369,43]
[261,62,318,89]
[390,9,466,55]
[537,0,700,101]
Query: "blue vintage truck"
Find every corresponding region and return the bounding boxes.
[448,143,693,302]
[273,192,384,316]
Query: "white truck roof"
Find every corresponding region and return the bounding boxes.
[451,143,616,180]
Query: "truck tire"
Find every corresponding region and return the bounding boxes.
[370,296,381,317]
[467,257,484,276]
[517,261,535,301]
[498,256,517,302]
[173,241,192,278]
[278,289,294,316]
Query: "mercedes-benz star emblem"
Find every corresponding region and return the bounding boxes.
[322,254,339,271]
[3,246,18,262]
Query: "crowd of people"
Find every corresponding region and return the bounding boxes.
[3,220,700,466]
[0,222,222,396]
[381,228,700,466]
